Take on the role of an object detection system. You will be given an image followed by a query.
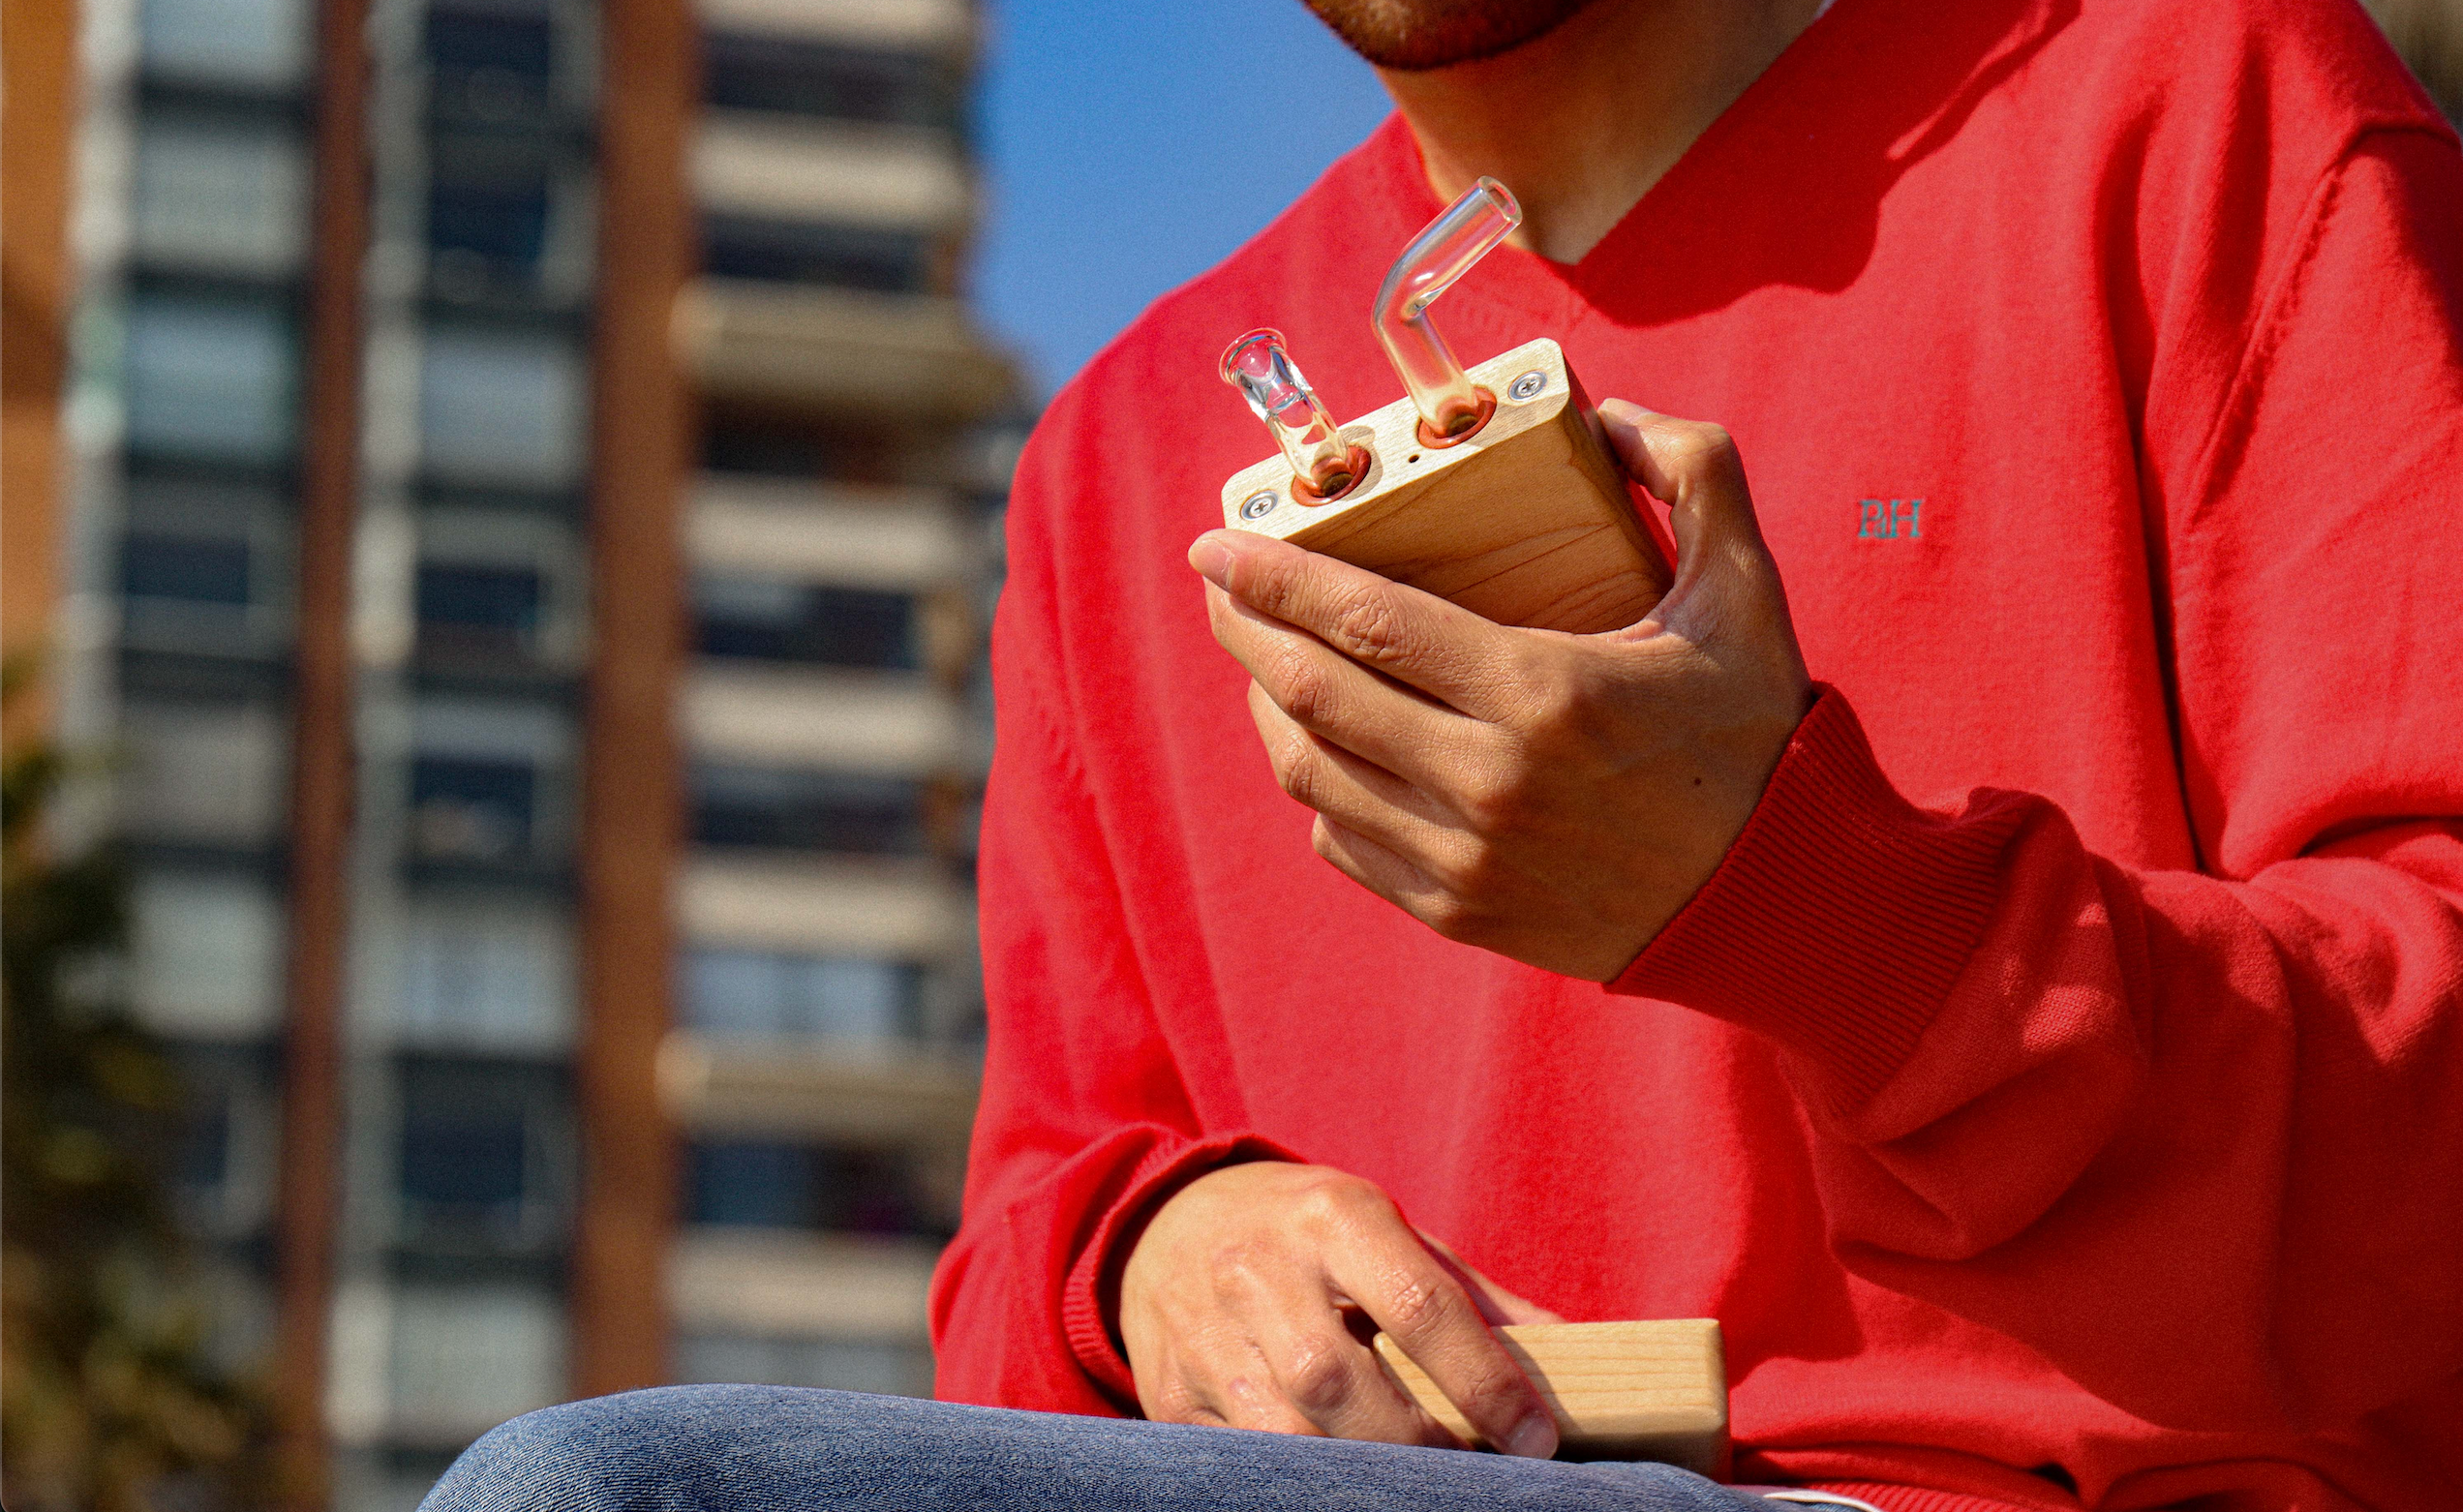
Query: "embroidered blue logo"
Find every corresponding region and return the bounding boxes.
[1857,498,1925,540]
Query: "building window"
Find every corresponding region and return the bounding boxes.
[429,177,550,274]
[425,7,555,124]
[408,699,568,866]
[702,35,958,130]
[118,697,285,848]
[417,328,586,492]
[125,296,296,466]
[688,1142,814,1228]
[686,1142,929,1235]
[695,578,917,670]
[129,869,284,1038]
[123,533,252,607]
[118,478,287,654]
[683,950,915,1043]
[387,1285,564,1443]
[691,766,926,856]
[400,897,572,1052]
[428,178,553,292]
[167,1046,275,1237]
[132,115,308,276]
[700,217,930,293]
[415,562,543,661]
[400,1106,526,1213]
[139,0,309,90]
[394,1059,568,1251]
[409,756,537,862]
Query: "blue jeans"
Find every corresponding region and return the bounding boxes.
[421,1386,1778,1511]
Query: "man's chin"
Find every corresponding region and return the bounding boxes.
[1301,0,1602,71]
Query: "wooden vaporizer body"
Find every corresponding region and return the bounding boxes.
[1218,338,1673,635]
[1373,1318,1730,1473]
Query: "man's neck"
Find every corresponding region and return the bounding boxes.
[1377,0,1828,263]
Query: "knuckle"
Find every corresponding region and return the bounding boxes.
[1246,559,1302,617]
[1146,1378,1210,1425]
[1308,816,1345,864]
[1455,772,1512,831]
[1280,1338,1358,1415]
[1664,421,1740,475]
[1202,1237,1276,1304]
[1380,1272,1455,1336]
[1268,729,1321,804]
[1416,891,1483,944]
[1517,680,1584,746]
[1452,1362,1537,1427]
[1293,1171,1385,1230]
[1274,661,1333,730]
[1327,587,1413,663]
[1444,839,1505,898]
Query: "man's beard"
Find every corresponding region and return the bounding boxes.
[1300,0,1601,70]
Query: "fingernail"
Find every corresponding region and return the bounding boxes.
[1187,534,1232,586]
[1596,398,1644,424]
[1504,1411,1559,1459]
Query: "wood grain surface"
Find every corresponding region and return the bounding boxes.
[1219,339,1673,634]
[1373,1318,1728,1475]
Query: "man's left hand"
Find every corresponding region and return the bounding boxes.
[1190,399,1812,983]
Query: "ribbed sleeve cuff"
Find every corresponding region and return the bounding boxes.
[1609,686,2022,1119]
[1060,1131,1303,1408]
[1810,1484,2038,1512]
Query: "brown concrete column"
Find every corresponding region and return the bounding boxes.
[270,0,372,1501]
[1,0,80,747]
[570,0,694,1399]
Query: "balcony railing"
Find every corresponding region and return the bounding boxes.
[659,1033,978,1143]
[685,663,969,773]
[694,112,969,231]
[674,278,1019,418]
[677,853,971,958]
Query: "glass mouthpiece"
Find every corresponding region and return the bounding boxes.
[1220,328,1357,497]
[1373,176,1521,438]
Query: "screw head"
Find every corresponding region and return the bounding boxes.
[1238,490,1279,521]
[1507,370,1548,402]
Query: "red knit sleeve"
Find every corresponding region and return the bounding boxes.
[1613,128,2463,1436]
[927,413,1298,1414]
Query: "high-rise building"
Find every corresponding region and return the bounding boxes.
[50,0,1022,1504]
[661,0,1018,1406]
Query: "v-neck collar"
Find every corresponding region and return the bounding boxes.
[1353,0,1872,329]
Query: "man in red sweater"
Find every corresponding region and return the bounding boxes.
[425,0,2462,1509]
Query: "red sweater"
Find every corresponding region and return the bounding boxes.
[928,0,2463,1507]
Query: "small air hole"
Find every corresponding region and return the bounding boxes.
[1406,453,1421,464]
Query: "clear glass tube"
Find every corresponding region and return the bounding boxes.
[1219,328,1359,497]
[1373,176,1522,438]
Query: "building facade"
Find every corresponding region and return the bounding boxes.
[52,0,1019,1504]
[663,0,1014,1411]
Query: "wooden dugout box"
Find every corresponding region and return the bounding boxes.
[1218,338,1674,635]
[1373,1318,1729,1475]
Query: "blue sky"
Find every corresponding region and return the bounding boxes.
[971,0,1396,399]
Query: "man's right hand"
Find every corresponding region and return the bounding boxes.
[1114,1161,1564,1456]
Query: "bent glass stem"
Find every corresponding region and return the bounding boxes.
[1373,176,1521,438]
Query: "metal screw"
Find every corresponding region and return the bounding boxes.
[1507,370,1548,402]
[1239,490,1279,521]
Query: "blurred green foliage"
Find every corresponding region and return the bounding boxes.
[2,670,265,1511]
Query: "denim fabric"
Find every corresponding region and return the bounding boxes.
[421,1385,1777,1512]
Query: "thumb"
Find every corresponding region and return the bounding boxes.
[1596,399,1773,598]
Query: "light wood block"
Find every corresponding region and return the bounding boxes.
[1373,1318,1728,1474]
[1218,338,1673,634]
